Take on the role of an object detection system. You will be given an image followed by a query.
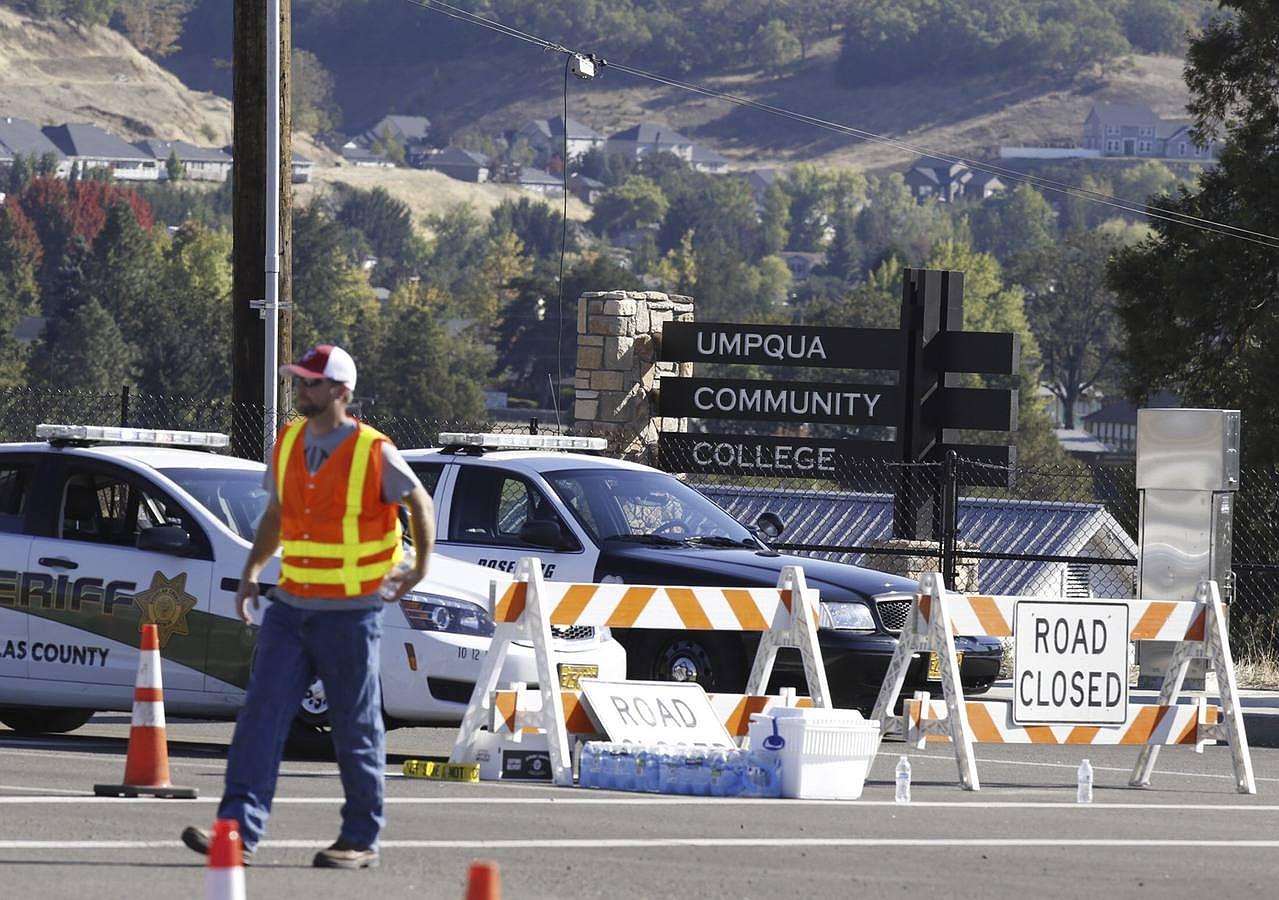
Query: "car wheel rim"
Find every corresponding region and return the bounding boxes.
[301,678,328,717]
[659,640,712,686]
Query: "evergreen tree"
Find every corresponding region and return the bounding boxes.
[33,298,136,393]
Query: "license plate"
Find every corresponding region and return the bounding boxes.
[558,663,598,689]
[927,653,962,680]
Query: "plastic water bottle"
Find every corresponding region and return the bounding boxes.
[744,748,782,798]
[660,745,686,794]
[1076,758,1093,803]
[613,744,635,791]
[378,548,415,599]
[636,747,661,793]
[578,741,600,788]
[707,749,737,797]
[684,748,710,796]
[895,755,912,804]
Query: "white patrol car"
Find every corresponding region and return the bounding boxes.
[0,425,624,741]
[401,432,1004,710]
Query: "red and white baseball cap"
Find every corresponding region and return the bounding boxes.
[280,344,357,391]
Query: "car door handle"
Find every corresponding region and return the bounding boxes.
[38,557,79,570]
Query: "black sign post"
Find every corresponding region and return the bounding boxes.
[656,268,1020,543]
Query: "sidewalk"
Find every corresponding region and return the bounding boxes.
[981,680,1279,748]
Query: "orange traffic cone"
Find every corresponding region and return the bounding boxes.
[204,819,247,900]
[93,623,197,798]
[465,860,501,900]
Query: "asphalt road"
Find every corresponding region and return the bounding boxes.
[1,715,1276,899]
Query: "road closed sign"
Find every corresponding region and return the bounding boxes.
[1013,601,1129,725]
[578,679,735,747]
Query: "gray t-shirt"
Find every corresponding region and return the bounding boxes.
[266,421,423,611]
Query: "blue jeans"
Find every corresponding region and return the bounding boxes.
[218,601,386,851]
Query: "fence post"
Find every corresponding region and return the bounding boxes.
[941,450,958,587]
[119,385,130,428]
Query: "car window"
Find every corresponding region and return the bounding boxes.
[0,463,30,533]
[450,466,578,550]
[407,462,444,498]
[161,468,268,541]
[59,468,201,549]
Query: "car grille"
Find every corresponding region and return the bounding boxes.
[551,625,596,641]
[875,597,914,634]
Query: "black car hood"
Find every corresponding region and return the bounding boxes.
[596,543,917,603]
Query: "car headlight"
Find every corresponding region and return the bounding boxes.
[400,593,495,637]
[819,600,875,632]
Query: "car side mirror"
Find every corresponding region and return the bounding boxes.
[754,512,785,540]
[519,519,569,550]
[137,524,192,554]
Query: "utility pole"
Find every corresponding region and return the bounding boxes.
[231,0,293,460]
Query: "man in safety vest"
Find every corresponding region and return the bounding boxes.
[182,344,434,869]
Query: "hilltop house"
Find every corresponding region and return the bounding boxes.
[1081,102,1220,160]
[134,139,231,181]
[0,116,68,176]
[606,122,696,163]
[340,140,395,168]
[417,146,490,182]
[43,122,156,181]
[357,114,432,165]
[515,116,603,161]
[904,156,1005,203]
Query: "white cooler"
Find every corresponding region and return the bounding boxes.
[749,708,881,800]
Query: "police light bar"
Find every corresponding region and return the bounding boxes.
[438,432,608,452]
[37,424,230,449]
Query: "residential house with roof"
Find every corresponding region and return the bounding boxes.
[0,116,68,176]
[697,484,1137,600]
[417,146,490,182]
[1081,390,1179,457]
[1081,102,1220,161]
[778,251,825,282]
[43,122,158,181]
[134,139,231,182]
[606,122,697,163]
[568,172,604,204]
[690,143,729,174]
[357,114,431,165]
[290,151,312,184]
[905,157,1005,203]
[339,140,395,168]
[516,116,604,161]
[517,166,563,196]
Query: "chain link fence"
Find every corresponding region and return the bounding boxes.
[3,386,1276,654]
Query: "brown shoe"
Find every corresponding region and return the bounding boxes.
[181,825,255,865]
[313,840,379,869]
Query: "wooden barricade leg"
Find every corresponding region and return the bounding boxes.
[519,559,574,786]
[929,582,980,791]
[743,566,832,708]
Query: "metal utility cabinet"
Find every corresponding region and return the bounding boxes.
[1135,408,1240,689]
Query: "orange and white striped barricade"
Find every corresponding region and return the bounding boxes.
[869,573,1254,794]
[450,557,831,786]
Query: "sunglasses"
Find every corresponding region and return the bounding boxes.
[296,376,332,388]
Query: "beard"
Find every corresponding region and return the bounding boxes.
[294,394,330,416]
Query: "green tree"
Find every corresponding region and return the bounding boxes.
[34,298,136,392]
[291,204,378,350]
[292,48,342,139]
[968,183,1058,265]
[0,202,42,387]
[84,199,162,344]
[164,148,184,181]
[336,186,414,264]
[1120,0,1186,54]
[1015,231,1126,428]
[114,0,191,57]
[759,180,790,256]
[751,19,801,75]
[589,175,668,237]
[133,224,232,396]
[1108,0,1279,466]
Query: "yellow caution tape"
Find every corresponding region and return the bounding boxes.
[401,759,481,782]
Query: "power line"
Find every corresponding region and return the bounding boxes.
[399,0,1279,250]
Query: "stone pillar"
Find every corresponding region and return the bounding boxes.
[574,290,694,463]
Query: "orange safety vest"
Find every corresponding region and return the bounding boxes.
[274,419,403,598]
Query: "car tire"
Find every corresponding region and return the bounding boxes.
[0,707,94,735]
[642,631,746,693]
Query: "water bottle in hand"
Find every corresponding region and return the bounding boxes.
[1076,758,1093,803]
[378,549,415,599]
[895,755,912,804]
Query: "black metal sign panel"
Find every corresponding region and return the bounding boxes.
[659,433,897,478]
[660,322,903,370]
[659,377,899,426]
[931,331,1021,376]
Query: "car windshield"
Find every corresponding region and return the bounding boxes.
[545,468,761,548]
[161,467,269,540]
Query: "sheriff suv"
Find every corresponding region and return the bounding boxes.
[401,433,1002,711]
[0,425,624,741]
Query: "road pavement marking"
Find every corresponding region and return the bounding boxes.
[2,796,1279,810]
[6,838,1279,850]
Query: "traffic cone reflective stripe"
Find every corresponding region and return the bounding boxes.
[205,819,246,900]
[93,624,197,798]
[465,860,501,900]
